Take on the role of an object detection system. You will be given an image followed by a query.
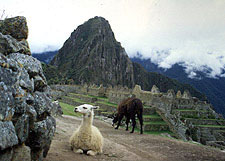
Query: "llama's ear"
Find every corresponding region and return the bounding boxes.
[92,106,99,110]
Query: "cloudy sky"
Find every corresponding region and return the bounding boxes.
[2,0,225,78]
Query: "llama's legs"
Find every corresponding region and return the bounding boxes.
[73,148,84,154]
[115,114,123,129]
[130,116,136,133]
[137,112,143,134]
[125,116,130,131]
[87,150,97,156]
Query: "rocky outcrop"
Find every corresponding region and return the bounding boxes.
[0,16,55,161]
[0,16,30,56]
[0,16,28,40]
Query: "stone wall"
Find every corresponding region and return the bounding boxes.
[0,17,56,161]
[51,84,208,109]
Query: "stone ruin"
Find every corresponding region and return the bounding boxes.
[0,17,56,160]
[51,83,225,149]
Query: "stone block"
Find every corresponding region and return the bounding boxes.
[0,121,18,150]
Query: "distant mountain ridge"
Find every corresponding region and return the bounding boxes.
[131,56,225,116]
[32,50,57,64]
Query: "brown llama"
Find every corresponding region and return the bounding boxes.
[112,97,143,134]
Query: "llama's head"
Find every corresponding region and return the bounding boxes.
[112,113,118,127]
[74,104,99,115]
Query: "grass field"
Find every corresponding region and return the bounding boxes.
[59,102,82,117]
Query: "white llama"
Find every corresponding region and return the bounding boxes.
[69,104,103,156]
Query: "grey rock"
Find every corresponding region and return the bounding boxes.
[31,116,56,148]
[0,53,20,73]
[0,16,28,40]
[0,16,56,160]
[8,53,45,79]
[12,145,31,161]
[25,92,35,106]
[13,87,27,114]
[0,82,15,121]
[27,116,56,160]
[33,91,53,117]
[30,149,44,161]
[0,33,30,55]
[14,114,29,143]
[0,121,18,150]
[26,105,37,122]
[0,62,18,87]
[19,68,34,92]
[51,101,63,116]
[33,75,47,92]
[0,148,13,161]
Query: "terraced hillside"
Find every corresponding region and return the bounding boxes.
[171,104,225,149]
[58,92,172,135]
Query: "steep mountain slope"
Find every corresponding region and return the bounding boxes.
[50,16,134,87]
[131,56,225,116]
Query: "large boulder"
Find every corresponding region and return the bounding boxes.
[0,121,18,150]
[0,16,28,40]
[0,33,31,56]
[0,16,31,55]
[0,17,56,161]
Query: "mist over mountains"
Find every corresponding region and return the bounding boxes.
[32,50,225,117]
[131,55,225,116]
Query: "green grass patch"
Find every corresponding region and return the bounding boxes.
[134,127,174,136]
[174,109,197,112]
[144,121,167,125]
[63,96,95,105]
[97,101,117,107]
[143,130,173,135]
[174,109,209,113]
[143,114,161,118]
[68,93,80,96]
[196,125,225,128]
[96,108,107,112]
[101,111,114,116]
[59,102,82,117]
[185,118,225,121]
[87,95,108,101]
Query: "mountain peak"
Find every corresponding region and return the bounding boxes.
[50,17,134,87]
[71,16,114,41]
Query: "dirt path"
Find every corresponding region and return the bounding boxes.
[45,115,225,161]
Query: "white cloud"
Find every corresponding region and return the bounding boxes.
[2,0,225,78]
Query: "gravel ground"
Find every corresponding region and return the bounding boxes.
[44,115,225,161]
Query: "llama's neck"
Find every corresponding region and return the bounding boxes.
[81,112,93,128]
